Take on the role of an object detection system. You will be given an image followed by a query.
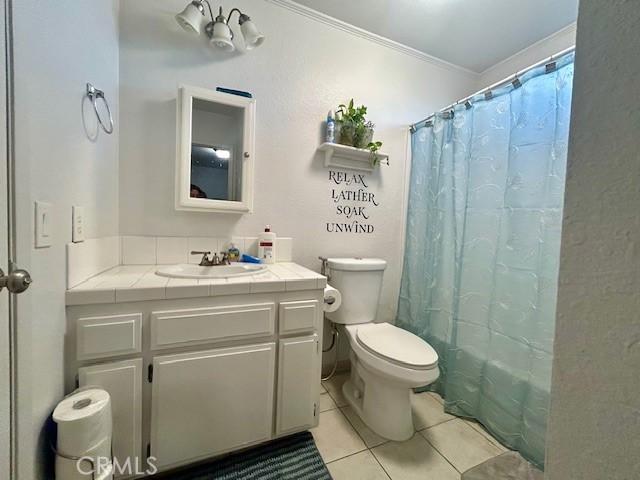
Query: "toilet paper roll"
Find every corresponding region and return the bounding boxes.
[55,438,113,480]
[323,284,342,313]
[53,388,113,480]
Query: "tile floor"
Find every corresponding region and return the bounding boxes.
[313,372,510,480]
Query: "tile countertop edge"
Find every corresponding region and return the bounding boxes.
[66,263,327,306]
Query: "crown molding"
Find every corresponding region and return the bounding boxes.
[264,0,478,78]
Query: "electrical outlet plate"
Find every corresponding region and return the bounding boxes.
[35,201,52,248]
[72,205,85,243]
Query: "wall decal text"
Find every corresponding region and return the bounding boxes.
[326,170,378,234]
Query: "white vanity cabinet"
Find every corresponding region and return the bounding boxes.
[150,343,276,469]
[66,287,324,476]
[77,359,143,472]
[276,335,321,436]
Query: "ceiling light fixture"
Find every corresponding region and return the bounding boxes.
[175,1,264,52]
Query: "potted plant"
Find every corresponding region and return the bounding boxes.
[336,99,367,146]
[355,120,375,148]
[333,99,386,166]
[367,141,386,166]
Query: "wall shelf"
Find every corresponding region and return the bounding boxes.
[318,142,388,172]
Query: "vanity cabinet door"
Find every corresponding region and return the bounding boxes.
[279,300,319,335]
[276,335,321,436]
[150,343,276,471]
[78,359,143,478]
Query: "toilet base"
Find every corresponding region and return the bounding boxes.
[342,363,415,442]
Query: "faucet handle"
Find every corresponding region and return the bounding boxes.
[191,251,211,266]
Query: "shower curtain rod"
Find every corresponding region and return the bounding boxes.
[409,46,576,132]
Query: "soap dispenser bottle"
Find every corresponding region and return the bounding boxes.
[258,225,276,264]
[227,243,240,262]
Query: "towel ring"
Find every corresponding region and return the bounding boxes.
[86,83,114,134]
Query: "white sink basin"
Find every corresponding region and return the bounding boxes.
[156,263,267,279]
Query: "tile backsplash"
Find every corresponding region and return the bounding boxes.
[123,236,293,265]
[67,235,294,288]
[66,236,120,289]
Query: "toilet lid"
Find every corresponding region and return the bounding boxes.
[356,323,438,370]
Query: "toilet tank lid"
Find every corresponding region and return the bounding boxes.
[327,258,387,271]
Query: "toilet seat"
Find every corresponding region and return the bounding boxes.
[355,323,438,371]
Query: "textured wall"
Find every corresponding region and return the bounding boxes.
[12,1,120,477]
[546,1,640,478]
[118,0,477,328]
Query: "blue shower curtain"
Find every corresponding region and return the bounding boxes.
[398,53,574,468]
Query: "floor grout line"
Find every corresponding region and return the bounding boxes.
[338,405,390,450]
[464,419,509,451]
[319,391,339,413]
[324,446,369,466]
[417,416,456,432]
[369,447,393,480]
[318,407,368,465]
[321,374,350,408]
[417,429,464,475]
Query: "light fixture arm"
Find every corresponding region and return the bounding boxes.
[200,0,215,21]
[226,7,251,25]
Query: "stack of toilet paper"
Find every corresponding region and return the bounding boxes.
[53,388,113,480]
[323,285,342,312]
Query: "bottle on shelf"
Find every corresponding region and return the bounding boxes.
[325,110,335,143]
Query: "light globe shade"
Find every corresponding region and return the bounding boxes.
[240,19,265,50]
[176,3,204,34]
[210,21,235,52]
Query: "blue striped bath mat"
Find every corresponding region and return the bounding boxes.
[161,432,332,480]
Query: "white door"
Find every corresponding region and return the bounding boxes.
[276,335,321,436]
[150,343,276,471]
[1,3,32,477]
[0,0,11,476]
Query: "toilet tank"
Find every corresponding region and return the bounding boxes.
[325,258,386,325]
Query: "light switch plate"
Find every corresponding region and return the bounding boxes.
[35,201,52,248]
[72,205,85,243]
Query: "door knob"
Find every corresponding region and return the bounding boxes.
[0,267,33,294]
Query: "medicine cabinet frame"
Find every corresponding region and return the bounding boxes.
[176,85,256,214]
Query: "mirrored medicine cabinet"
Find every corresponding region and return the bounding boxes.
[176,85,255,213]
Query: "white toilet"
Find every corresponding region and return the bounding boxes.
[325,258,439,441]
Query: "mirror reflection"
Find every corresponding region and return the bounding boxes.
[190,98,244,202]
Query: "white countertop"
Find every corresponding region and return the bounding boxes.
[66,263,327,306]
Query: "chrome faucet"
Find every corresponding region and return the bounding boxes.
[191,251,230,266]
[191,250,214,266]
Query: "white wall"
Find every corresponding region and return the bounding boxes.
[546,1,640,478]
[12,0,120,476]
[118,0,477,328]
[477,23,576,89]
